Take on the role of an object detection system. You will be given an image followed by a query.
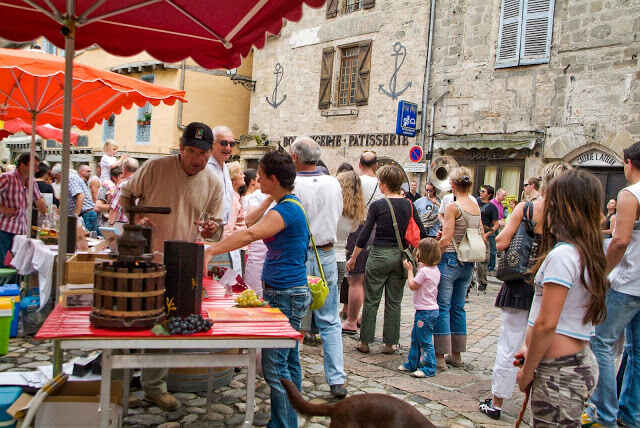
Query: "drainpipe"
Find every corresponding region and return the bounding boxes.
[426,90,449,182]
[418,0,436,190]
[176,60,186,130]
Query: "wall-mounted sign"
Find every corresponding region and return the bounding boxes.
[404,162,426,173]
[409,145,423,162]
[282,133,413,147]
[396,100,418,137]
[571,150,622,167]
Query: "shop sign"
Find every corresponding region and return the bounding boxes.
[571,150,622,167]
[282,133,413,148]
[403,162,426,173]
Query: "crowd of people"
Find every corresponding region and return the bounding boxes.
[1,119,639,427]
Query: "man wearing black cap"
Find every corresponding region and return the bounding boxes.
[119,122,223,410]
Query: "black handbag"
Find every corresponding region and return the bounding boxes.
[496,202,538,282]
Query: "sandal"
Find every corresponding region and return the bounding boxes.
[436,356,448,371]
[355,344,370,354]
[445,356,464,368]
[381,344,399,355]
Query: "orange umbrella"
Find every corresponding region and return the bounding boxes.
[0,117,78,145]
[0,47,186,233]
[0,48,186,130]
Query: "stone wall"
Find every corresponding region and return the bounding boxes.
[249,1,432,171]
[427,0,640,170]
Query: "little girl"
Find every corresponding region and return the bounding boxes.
[398,238,442,378]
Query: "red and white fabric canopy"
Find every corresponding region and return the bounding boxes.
[0,0,326,69]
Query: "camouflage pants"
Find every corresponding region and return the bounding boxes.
[531,348,598,427]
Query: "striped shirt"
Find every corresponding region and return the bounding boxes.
[0,169,42,235]
[68,171,95,215]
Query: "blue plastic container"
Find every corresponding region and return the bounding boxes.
[0,285,19,338]
[0,386,21,428]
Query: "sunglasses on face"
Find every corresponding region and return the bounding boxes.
[218,140,237,147]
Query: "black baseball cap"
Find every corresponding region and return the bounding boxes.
[182,122,213,151]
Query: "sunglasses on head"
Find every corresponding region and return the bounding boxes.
[218,140,237,147]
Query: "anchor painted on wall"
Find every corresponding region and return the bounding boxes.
[265,63,287,108]
[378,42,412,100]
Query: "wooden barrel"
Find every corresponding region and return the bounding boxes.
[90,261,166,329]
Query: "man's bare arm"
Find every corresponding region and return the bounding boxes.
[606,190,638,273]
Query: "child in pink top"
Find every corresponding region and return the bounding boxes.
[399,238,442,378]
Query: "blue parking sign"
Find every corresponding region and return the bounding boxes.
[396,100,418,137]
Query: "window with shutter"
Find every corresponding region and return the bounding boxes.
[337,47,359,106]
[136,74,154,143]
[496,0,523,68]
[319,48,335,109]
[344,0,361,13]
[495,0,555,68]
[326,0,338,18]
[354,40,372,106]
[519,0,555,65]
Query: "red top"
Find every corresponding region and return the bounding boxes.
[0,169,42,235]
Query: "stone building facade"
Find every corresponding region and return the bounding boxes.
[250,0,640,202]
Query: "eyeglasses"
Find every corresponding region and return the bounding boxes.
[218,140,237,147]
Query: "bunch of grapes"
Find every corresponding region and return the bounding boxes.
[235,289,264,307]
[167,314,213,335]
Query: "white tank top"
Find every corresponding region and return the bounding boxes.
[609,180,640,296]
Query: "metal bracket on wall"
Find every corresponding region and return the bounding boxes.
[230,75,256,91]
[321,109,359,117]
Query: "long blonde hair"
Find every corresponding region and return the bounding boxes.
[337,171,366,224]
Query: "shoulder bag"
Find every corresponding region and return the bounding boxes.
[404,200,421,248]
[384,198,417,269]
[496,202,537,282]
[282,198,329,310]
[451,202,487,263]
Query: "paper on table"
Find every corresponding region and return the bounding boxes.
[37,359,102,382]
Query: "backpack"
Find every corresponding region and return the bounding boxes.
[451,202,486,263]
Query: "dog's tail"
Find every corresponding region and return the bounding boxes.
[280,378,333,417]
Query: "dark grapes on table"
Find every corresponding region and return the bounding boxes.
[167,314,214,335]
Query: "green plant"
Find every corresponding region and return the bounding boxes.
[144,111,152,121]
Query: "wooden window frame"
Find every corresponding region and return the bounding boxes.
[468,160,526,200]
[337,45,360,106]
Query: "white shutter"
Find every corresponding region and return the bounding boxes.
[496,0,524,68]
[519,0,555,65]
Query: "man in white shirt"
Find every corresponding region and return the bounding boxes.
[291,137,347,399]
[206,125,236,269]
[583,141,640,428]
[358,151,383,209]
[207,126,235,226]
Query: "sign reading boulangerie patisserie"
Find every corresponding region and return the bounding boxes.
[282,133,413,147]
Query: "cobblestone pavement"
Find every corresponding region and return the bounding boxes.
[2,277,531,427]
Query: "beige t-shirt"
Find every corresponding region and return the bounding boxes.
[120,155,223,254]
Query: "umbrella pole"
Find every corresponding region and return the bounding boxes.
[54,25,76,377]
[26,114,36,234]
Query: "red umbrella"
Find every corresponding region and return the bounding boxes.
[0,0,325,69]
[0,117,79,145]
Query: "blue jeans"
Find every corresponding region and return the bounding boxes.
[487,234,497,271]
[586,289,640,428]
[434,252,474,355]
[306,248,346,386]
[404,309,438,376]
[0,230,15,268]
[262,285,311,428]
[81,210,98,234]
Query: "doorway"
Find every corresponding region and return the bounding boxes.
[581,167,626,210]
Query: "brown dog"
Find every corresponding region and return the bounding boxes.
[281,378,437,428]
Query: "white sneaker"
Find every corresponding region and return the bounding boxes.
[411,370,426,378]
[398,364,409,372]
